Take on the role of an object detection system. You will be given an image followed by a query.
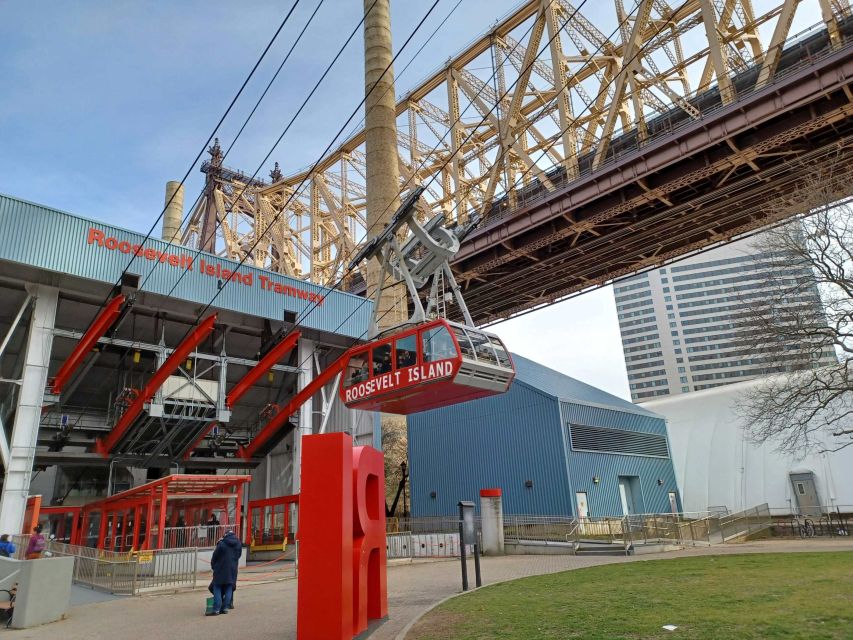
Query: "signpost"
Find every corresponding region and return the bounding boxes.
[457,501,482,591]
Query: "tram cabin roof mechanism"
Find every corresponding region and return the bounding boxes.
[342,186,515,414]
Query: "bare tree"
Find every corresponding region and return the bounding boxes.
[738,160,853,453]
[382,415,408,509]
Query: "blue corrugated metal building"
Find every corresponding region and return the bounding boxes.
[407,354,682,517]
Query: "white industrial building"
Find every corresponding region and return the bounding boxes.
[642,377,853,515]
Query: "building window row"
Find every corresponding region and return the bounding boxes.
[684,331,741,344]
[634,388,671,399]
[675,291,766,310]
[621,325,660,337]
[616,297,654,312]
[674,271,802,293]
[626,350,664,362]
[670,260,790,283]
[670,253,766,273]
[618,306,656,320]
[614,289,652,304]
[682,322,746,335]
[613,279,650,294]
[626,360,665,372]
[630,378,669,389]
[624,341,662,354]
[692,366,789,382]
[619,316,658,329]
[627,368,667,381]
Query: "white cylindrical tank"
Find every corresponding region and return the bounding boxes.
[162,181,184,243]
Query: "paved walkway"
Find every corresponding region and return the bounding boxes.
[7,540,852,639]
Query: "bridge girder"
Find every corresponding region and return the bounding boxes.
[179,0,851,306]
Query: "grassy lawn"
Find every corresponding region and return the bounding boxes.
[407,552,853,640]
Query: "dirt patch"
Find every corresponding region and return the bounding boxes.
[406,610,471,640]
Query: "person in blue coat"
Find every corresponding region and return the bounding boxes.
[0,535,15,558]
[207,530,241,616]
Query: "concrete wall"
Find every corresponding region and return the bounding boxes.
[0,556,74,629]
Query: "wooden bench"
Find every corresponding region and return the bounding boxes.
[0,585,17,627]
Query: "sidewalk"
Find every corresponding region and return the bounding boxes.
[7,539,852,640]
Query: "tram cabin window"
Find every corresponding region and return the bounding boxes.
[347,356,368,386]
[450,326,476,360]
[396,334,417,369]
[422,325,456,362]
[468,331,499,365]
[372,344,393,375]
[490,336,512,368]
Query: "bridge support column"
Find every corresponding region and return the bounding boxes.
[0,285,58,536]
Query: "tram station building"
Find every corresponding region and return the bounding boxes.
[407,354,682,518]
[0,193,372,538]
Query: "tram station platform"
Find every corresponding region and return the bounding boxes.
[0,192,374,537]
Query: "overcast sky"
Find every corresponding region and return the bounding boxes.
[15,0,804,400]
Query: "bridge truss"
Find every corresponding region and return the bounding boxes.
[181,0,853,314]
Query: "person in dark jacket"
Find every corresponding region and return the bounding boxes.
[207,530,241,615]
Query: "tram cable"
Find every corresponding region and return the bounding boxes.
[67,0,446,445]
[99,0,305,307]
[134,0,328,296]
[92,0,667,456]
[168,0,615,386]
[153,0,441,305]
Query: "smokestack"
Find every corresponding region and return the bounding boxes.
[162,181,184,243]
[364,0,404,330]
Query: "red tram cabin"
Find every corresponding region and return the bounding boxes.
[339,318,514,414]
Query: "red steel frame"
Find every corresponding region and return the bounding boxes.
[39,505,83,545]
[237,352,347,460]
[51,294,125,395]
[226,330,301,408]
[245,494,299,549]
[94,314,217,456]
[78,474,250,551]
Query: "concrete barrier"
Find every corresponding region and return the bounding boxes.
[0,555,74,629]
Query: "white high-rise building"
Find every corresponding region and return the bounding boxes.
[614,236,836,402]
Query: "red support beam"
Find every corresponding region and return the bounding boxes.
[94,314,217,457]
[237,352,347,460]
[227,330,301,408]
[51,294,125,395]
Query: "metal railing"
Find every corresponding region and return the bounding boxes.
[42,541,198,595]
[718,504,772,541]
[159,524,234,550]
[385,518,476,558]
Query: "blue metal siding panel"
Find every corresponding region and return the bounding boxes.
[513,353,659,417]
[0,193,371,339]
[407,381,572,517]
[561,402,681,516]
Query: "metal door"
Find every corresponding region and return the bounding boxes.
[618,478,633,515]
[790,472,821,517]
[575,492,589,519]
[668,492,678,514]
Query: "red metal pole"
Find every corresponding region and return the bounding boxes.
[94,314,217,456]
[226,330,301,408]
[51,294,125,395]
[132,506,141,551]
[143,496,154,551]
[157,484,168,550]
[237,352,347,459]
[97,510,107,550]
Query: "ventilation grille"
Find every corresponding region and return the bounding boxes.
[569,423,669,458]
